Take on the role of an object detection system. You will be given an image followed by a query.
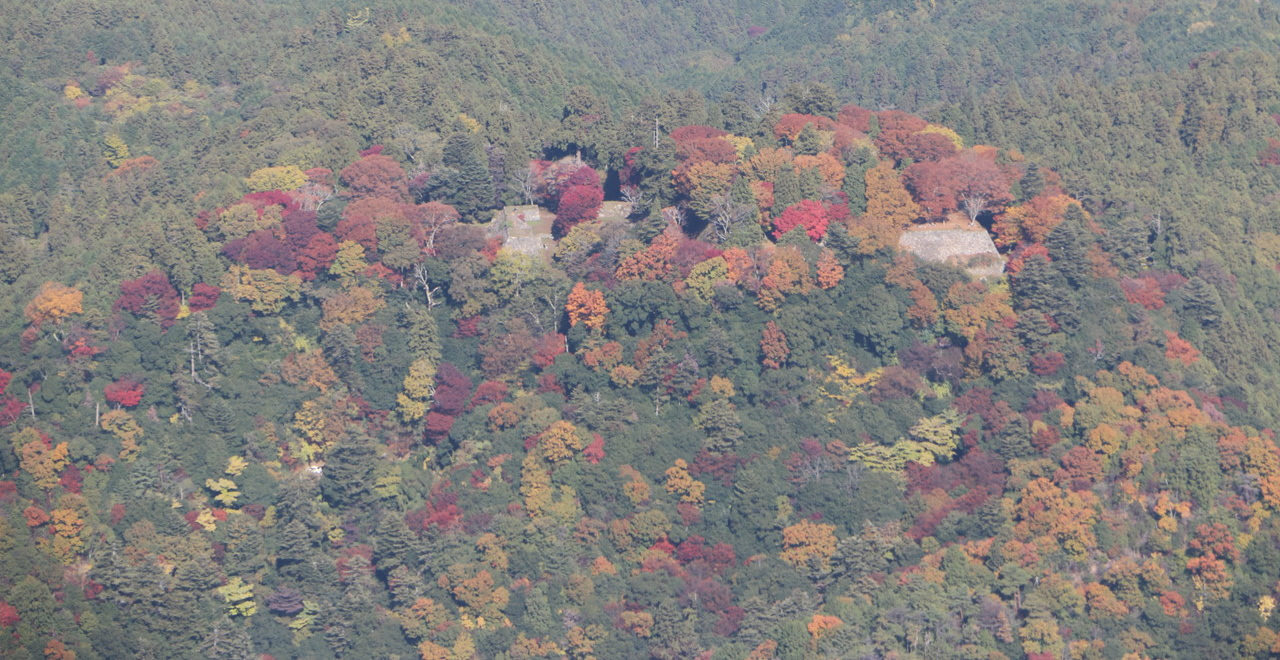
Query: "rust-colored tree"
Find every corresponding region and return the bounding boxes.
[338,196,408,252]
[757,246,811,311]
[1013,477,1099,560]
[948,151,1012,223]
[815,248,844,289]
[837,104,874,132]
[872,110,929,162]
[1188,555,1233,611]
[616,232,679,282]
[992,193,1078,247]
[899,131,958,163]
[296,232,340,279]
[903,151,1012,223]
[774,114,836,143]
[1164,331,1201,365]
[794,152,845,189]
[279,350,340,393]
[115,270,181,325]
[760,321,790,369]
[340,154,408,200]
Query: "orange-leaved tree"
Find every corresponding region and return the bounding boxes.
[16,428,69,490]
[855,162,919,253]
[25,282,83,336]
[566,282,608,332]
[780,519,838,570]
[815,248,844,290]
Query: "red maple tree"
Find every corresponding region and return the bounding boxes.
[772,200,831,241]
[104,377,145,408]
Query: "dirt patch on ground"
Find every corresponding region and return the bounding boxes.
[899,221,1005,279]
[489,202,634,260]
[488,205,555,260]
[597,201,633,222]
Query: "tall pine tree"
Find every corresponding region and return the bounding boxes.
[440,133,498,223]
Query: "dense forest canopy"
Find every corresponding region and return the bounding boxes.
[4,1,1280,659]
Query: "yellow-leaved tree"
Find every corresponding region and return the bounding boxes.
[25,282,84,336]
[246,165,308,192]
[397,358,437,422]
[218,576,257,616]
[15,428,70,490]
[853,161,919,253]
[664,459,706,504]
[539,420,585,463]
[221,264,302,314]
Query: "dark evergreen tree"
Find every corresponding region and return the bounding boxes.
[994,416,1034,460]
[373,512,421,575]
[799,165,824,201]
[322,323,364,389]
[792,123,825,156]
[1011,253,1076,328]
[843,158,871,216]
[1045,205,1091,286]
[1018,163,1046,201]
[321,431,377,507]
[0,225,29,284]
[1183,276,1225,328]
[781,81,838,117]
[1015,310,1055,354]
[223,513,265,577]
[695,398,744,454]
[848,285,904,356]
[522,585,557,637]
[440,132,498,223]
[402,305,442,364]
[198,619,254,660]
[772,165,803,216]
[385,565,426,608]
[729,173,757,209]
[1105,216,1151,273]
[276,520,317,569]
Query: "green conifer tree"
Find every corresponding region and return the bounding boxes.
[1045,205,1091,286]
[441,133,498,223]
[772,165,802,216]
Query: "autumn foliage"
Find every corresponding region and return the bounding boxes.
[25,282,83,328]
[566,282,608,331]
[771,200,832,241]
[903,150,1012,222]
[10,69,1280,660]
[554,185,603,237]
[115,270,181,325]
[104,378,145,407]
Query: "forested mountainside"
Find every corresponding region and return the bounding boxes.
[6,1,1280,659]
